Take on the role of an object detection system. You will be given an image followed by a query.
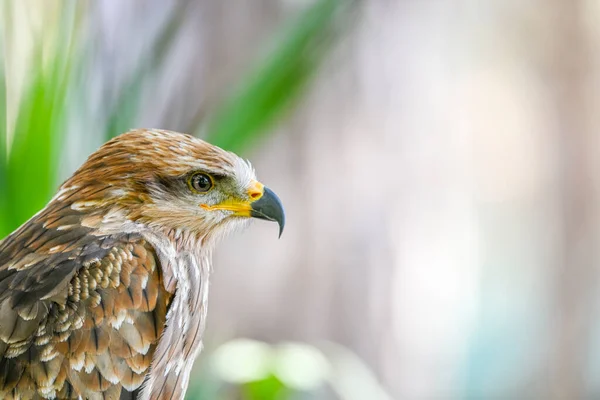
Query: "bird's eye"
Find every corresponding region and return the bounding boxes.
[189,173,213,193]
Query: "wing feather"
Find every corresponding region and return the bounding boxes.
[0,208,172,399]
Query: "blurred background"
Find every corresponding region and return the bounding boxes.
[1,0,600,399]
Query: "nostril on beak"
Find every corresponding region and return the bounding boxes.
[247,180,265,201]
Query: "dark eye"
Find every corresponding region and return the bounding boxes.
[189,173,213,193]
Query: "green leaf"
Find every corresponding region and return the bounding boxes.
[243,374,290,400]
[6,67,63,232]
[204,0,351,153]
[0,43,7,237]
[3,3,79,235]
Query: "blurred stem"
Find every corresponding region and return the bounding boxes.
[104,1,191,140]
[0,42,6,237]
[203,0,352,153]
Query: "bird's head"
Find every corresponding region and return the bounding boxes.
[59,129,285,244]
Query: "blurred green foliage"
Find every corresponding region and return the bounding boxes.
[1,2,78,236]
[204,0,347,153]
[0,0,348,240]
[243,375,290,400]
[0,38,7,237]
[187,339,331,400]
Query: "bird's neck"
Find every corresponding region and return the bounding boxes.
[138,225,213,399]
[140,226,211,292]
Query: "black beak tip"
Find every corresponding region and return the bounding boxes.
[250,187,286,238]
[277,216,285,239]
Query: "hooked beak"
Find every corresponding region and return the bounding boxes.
[200,182,285,237]
[250,187,285,237]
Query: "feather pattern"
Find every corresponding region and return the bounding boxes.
[0,230,171,399]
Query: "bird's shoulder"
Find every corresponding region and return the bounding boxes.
[0,208,172,399]
[0,203,136,312]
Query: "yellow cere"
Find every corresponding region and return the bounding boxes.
[247,180,264,201]
[200,180,265,216]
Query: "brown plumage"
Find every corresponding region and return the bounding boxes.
[0,129,285,399]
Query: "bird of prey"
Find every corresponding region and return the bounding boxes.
[0,129,285,400]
